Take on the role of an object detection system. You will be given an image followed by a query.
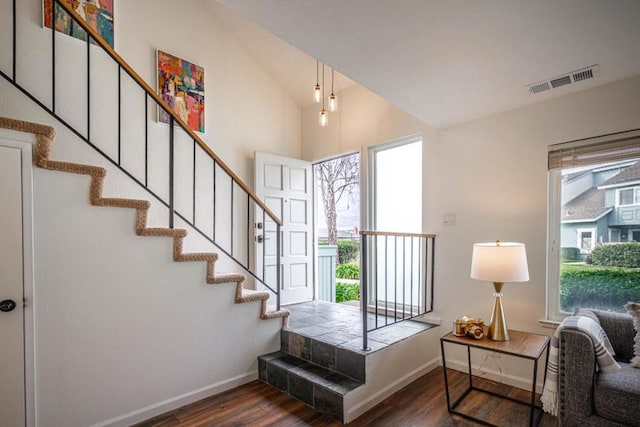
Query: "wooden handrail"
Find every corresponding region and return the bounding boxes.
[54,1,282,226]
[360,230,436,238]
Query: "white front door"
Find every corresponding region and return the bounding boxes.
[0,144,26,427]
[255,152,313,305]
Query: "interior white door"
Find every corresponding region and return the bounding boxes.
[0,144,26,427]
[255,152,313,305]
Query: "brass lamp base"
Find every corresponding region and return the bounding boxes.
[489,282,509,341]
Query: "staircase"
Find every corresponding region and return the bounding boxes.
[259,330,365,423]
[259,301,438,423]
[0,0,288,325]
[0,116,290,324]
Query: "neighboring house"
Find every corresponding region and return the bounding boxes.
[562,161,640,253]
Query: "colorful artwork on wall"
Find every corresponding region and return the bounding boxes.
[157,50,205,133]
[43,0,114,48]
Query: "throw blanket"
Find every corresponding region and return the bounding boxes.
[541,315,621,416]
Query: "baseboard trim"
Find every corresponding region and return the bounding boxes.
[345,356,441,423]
[92,371,258,427]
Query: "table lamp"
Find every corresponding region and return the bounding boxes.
[470,241,529,341]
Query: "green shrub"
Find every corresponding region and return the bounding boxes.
[588,243,640,268]
[560,264,640,312]
[337,240,360,264]
[560,247,581,261]
[336,282,360,303]
[336,263,360,279]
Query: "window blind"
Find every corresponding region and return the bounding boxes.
[548,131,640,170]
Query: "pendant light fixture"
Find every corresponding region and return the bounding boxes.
[328,67,337,112]
[319,64,328,126]
[314,60,322,103]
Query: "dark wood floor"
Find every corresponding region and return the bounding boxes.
[136,368,558,426]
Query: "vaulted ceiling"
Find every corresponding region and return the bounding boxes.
[211,0,640,128]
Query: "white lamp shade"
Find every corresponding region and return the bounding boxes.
[470,242,529,283]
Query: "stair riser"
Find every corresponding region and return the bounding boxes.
[259,353,352,423]
[281,329,365,382]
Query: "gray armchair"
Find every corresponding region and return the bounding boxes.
[558,309,639,426]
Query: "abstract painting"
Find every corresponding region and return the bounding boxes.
[43,0,114,48]
[157,50,205,133]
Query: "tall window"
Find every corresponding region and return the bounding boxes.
[369,136,422,232]
[547,131,640,320]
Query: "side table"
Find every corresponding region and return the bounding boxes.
[440,329,550,426]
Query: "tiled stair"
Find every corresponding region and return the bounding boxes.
[258,329,367,422]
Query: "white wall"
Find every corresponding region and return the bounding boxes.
[302,75,640,387]
[0,0,302,425]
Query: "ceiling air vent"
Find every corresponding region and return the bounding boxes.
[528,65,599,95]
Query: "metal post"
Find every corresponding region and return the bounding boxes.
[430,237,436,312]
[51,0,56,113]
[12,0,16,82]
[168,117,174,228]
[212,161,216,241]
[144,94,148,186]
[362,233,370,351]
[87,35,91,141]
[117,66,121,164]
[192,139,196,225]
[276,222,281,310]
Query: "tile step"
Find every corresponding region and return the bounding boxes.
[281,329,366,382]
[258,351,364,423]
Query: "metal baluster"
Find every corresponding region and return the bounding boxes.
[87,34,91,140]
[246,195,250,270]
[418,237,422,312]
[230,180,234,256]
[385,235,388,327]
[117,66,121,164]
[51,1,55,113]
[144,94,148,186]
[402,236,406,320]
[410,236,414,317]
[276,222,281,310]
[374,234,378,329]
[262,209,266,282]
[212,161,216,242]
[362,233,369,351]
[394,236,397,323]
[192,139,196,225]
[424,237,428,313]
[169,117,174,228]
[430,237,436,312]
[12,0,16,81]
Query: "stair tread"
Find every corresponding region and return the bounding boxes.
[237,289,270,302]
[139,227,187,237]
[263,307,290,318]
[208,273,245,284]
[260,352,363,395]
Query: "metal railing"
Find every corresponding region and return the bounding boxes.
[1,0,282,308]
[360,230,436,350]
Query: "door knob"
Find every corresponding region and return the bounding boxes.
[0,299,16,312]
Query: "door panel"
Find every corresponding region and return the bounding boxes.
[255,152,313,304]
[0,145,25,427]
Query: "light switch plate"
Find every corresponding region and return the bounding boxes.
[443,212,456,226]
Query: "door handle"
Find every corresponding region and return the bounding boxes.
[255,235,270,243]
[0,299,16,312]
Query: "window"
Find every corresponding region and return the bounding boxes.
[547,130,640,320]
[368,136,422,233]
[577,229,595,254]
[618,187,640,206]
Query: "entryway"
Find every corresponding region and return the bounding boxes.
[0,130,35,427]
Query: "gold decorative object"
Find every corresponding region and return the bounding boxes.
[453,316,485,339]
[470,241,529,341]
